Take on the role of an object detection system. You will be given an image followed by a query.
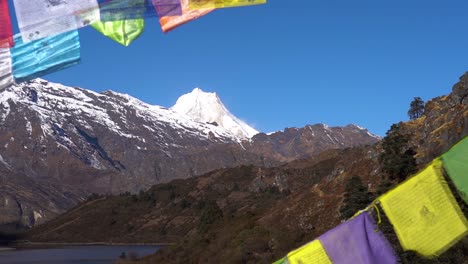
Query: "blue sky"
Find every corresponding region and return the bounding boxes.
[7,0,468,136]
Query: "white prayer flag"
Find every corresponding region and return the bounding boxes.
[13,0,100,42]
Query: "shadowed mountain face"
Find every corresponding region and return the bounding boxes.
[24,72,468,263]
[0,79,379,229]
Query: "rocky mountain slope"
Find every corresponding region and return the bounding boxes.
[26,147,381,252]
[401,73,468,163]
[23,72,468,263]
[0,79,378,229]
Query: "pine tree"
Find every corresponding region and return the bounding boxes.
[339,176,372,220]
[408,97,425,120]
[379,124,417,182]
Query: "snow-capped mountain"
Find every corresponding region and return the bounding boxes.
[172,88,258,139]
[0,78,270,193]
[0,80,249,145]
[0,79,379,229]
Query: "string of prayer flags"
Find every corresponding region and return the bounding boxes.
[92,19,145,46]
[0,48,13,91]
[274,138,468,264]
[0,0,14,48]
[11,30,81,82]
[319,212,398,264]
[158,0,213,33]
[12,0,100,42]
[379,160,468,258]
[287,240,332,264]
[442,136,468,204]
[188,0,266,10]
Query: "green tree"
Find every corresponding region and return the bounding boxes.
[379,124,417,182]
[408,97,425,120]
[339,176,372,220]
[198,200,223,234]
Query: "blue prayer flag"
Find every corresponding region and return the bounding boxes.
[11,31,80,83]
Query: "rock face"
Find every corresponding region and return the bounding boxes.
[400,72,468,163]
[0,79,379,229]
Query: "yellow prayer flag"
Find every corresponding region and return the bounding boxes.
[188,0,266,10]
[379,159,468,257]
[287,240,332,264]
[91,19,144,47]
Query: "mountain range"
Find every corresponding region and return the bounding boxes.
[0,79,379,230]
[23,72,468,264]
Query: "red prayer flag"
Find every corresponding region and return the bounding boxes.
[0,0,14,48]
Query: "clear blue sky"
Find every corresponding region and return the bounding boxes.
[7,0,468,136]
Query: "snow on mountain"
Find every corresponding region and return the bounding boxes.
[348,124,382,139]
[171,88,259,139]
[0,79,245,144]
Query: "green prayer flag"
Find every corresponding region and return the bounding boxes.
[272,257,287,264]
[442,136,468,204]
[91,19,144,46]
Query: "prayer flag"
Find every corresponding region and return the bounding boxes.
[188,0,266,10]
[319,212,398,264]
[97,0,161,21]
[13,0,100,42]
[159,0,213,33]
[153,0,183,17]
[0,0,14,48]
[287,240,332,264]
[0,48,13,90]
[92,19,145,46]
[272,257,287,264]
[442,137,468,204]
[379,160,468,257]
[11,31,81,82]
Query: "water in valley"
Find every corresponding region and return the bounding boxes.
[0,245,159,264]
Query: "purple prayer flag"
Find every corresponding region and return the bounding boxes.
[153,2,182,17]
[319,212,398,264]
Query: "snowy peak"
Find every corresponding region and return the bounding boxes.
[171,88,259,139]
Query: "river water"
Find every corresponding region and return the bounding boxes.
[0,245,159,264]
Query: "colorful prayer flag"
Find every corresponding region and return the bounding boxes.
[0,48,13,90]
[0,0,14,48]
[287,240,332,264]
[319,211,398,264]
[12,0,100,42]
[379,160,468,257]
[188,0,266,10]
[11,31,81,83]
[442,136,468,204]
[159,0,213,33]
[92,19,145,46]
